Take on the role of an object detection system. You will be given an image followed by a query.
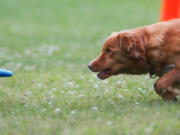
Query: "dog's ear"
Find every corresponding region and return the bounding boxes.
[118,32,145,60]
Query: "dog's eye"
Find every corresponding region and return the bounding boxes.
[105,48,111,53]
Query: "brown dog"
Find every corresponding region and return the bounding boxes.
[88,19,180,101]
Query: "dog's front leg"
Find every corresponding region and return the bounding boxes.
[154,67,180,101]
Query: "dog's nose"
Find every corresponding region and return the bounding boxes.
[88,64,93,70]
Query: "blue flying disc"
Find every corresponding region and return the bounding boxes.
[0,69,13,77]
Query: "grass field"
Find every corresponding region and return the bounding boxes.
[0,0,180,135]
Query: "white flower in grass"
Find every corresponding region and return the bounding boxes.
[106,121,112,126]
[94,84,99,88]
[117,81,121,84]
[146,127,153,133]
[14,53,22,58]
[65,53,71,58]
[102,80,108,84]
[68,82,74,87]
[108,99,111,102]
[16,62,22,69]
[71,110,76,115]
[124,89,128,92]
[110,86,114,90]
[135,102,139,105]
[111,101,115,104]
[92,74,97,78]
[48,101,52,105]
[80,76,84,79]
[25,104,28,108]
[69,90,76,95]
[47,45,60,56]
[54,108,61,114]
[51,88,57,91]
[58,60,63,65]
[60,91,64,94]
[24,49,31,56]
[32,54,38,58]
[79,94,84,98]
[38,45,60,56]
[27,90,32,96]
[149,88,153,91]
[50,95,54,99]
[89,79,94,82]
[145,76,150,79]
[23,96,27,100]
[92,106,98,111]
[142,90,146,93]
[24,65,36,71]
[42,108,47,112]
[138,88,142,91]
[37,83,42,87]
[96,118,102,122]
[104,89,109,94]
[122,81,126,84]
[118,94,123,98]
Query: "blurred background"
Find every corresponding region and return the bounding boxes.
[3,1,180,135]
[0,0,160,73]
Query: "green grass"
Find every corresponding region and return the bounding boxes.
[0,0,180,134]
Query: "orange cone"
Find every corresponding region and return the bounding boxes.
[161,0,180,21]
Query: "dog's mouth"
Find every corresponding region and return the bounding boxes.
[97,68,111,80]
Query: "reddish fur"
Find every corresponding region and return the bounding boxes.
[88,19,180,101]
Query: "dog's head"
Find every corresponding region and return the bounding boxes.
[88,31,147,79]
